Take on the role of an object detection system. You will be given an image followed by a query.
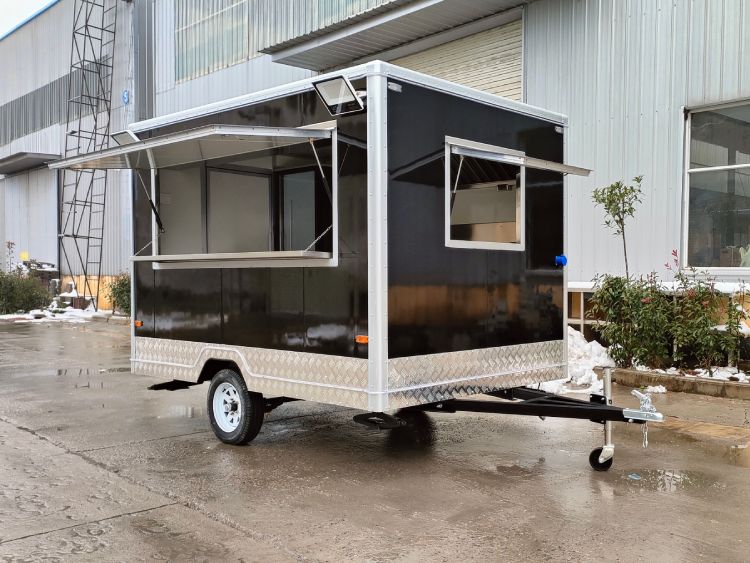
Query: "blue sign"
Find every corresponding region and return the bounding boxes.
[122,89,130,105]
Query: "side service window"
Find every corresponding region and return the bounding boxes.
[445,139,525,251]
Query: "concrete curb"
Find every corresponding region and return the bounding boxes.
[595,367,750,401]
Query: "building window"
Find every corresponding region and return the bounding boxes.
[445,138,525,251]
[686,102,750,268]
[174,0,250,82]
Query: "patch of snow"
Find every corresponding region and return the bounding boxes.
[537,379,568,395]
[689,368,748,383]
[540,328,615,395]
[0,306,109,324]
[645,385,667,394]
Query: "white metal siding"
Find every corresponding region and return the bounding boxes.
[0,0,135,276]
[153,0,313,116]
[0,168,58,267]
[393,19,523,101]
[0,0,73,106]
[525,0,750,283]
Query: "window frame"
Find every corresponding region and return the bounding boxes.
[135,129,339,270]
[174,0,251,83]
[682,99,750,274]
[444,136,527,252]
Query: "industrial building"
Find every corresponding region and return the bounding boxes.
[0,0,748,314]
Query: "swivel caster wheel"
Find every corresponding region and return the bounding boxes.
[589,447,614,471]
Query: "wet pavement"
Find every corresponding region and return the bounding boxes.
[1,322,749,562]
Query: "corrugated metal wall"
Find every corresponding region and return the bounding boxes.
[0,168,58,266]
[153,0,312,116]
[525,0,750,282]
[0,0,134,276]
[393,19,523,101]
[0,0,72,106]
[153,0,402,116]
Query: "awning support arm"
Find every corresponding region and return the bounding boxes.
[133,239,153,257]
[309,138,332,203]
[304,225,333,252]
[450,155,465,211]
[136,170,165,233]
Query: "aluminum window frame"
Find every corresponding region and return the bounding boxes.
[174,0,251,83]
[444,137,527,252]
[50,125,339,270]
[682,99,750,274]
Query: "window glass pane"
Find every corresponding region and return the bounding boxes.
[207,170,271,253]
[159,166,203,254]
[449,154,521,244]
[282,171,317,250]
[174,0,249,82]
[690,104,750,169]
[687,168,750,267]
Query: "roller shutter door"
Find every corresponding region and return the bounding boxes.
[393,19,523,101]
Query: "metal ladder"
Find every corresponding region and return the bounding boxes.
[59,0,117,310]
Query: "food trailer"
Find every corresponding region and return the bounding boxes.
[50,62,662,470]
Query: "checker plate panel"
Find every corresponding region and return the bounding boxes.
[133,338,564,411]
[386,340,565,409]
[132,337,370,409]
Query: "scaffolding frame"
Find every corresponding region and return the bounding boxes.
[59,0,117,309]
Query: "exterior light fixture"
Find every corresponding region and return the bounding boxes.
[312,76,364,116]
[111,129,140,146]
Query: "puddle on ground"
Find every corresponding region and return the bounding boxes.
[619,469,721,492]
[163,405,204,419]
[495,457,546,478]
[728,444,750,468]
[56,366,130,377]
[74,381,105,389]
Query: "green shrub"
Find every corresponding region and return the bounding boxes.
[0,271,50,314]
[671,269,743,371]
[589,267,746,371]
[106,273,131,316]
[589,274,671,368]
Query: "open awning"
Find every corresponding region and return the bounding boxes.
[48,125,333,171]
[0,152,60,175]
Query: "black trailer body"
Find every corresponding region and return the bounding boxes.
[49,62,661,467]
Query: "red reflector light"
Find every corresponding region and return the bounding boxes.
[355,335,369,344]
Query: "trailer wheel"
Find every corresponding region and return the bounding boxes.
[387,409,435,449]
[588,447,614,472]
[207,369,264,445]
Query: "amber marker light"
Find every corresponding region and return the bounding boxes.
[355,335,369,345]
[134,320,143,328]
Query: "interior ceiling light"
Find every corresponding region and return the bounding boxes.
[312,76,364,116]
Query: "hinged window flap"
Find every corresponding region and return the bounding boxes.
[48,125,334,171]
[448,137,590,177]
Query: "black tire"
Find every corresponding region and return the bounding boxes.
[207,368,264,445]
[589,447,614,472]
[387,409,435,450]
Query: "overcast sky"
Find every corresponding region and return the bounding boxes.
[0,0,56,40]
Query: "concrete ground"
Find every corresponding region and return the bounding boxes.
[0,322,749,562]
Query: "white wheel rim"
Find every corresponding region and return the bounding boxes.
[213,382,242,433]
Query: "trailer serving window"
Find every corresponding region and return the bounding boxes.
[446,138,525,251]
[49,124,338,269]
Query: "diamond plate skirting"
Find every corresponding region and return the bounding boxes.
[386,340,565,409]
[133,337,564,411]
[132,337,371,409]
